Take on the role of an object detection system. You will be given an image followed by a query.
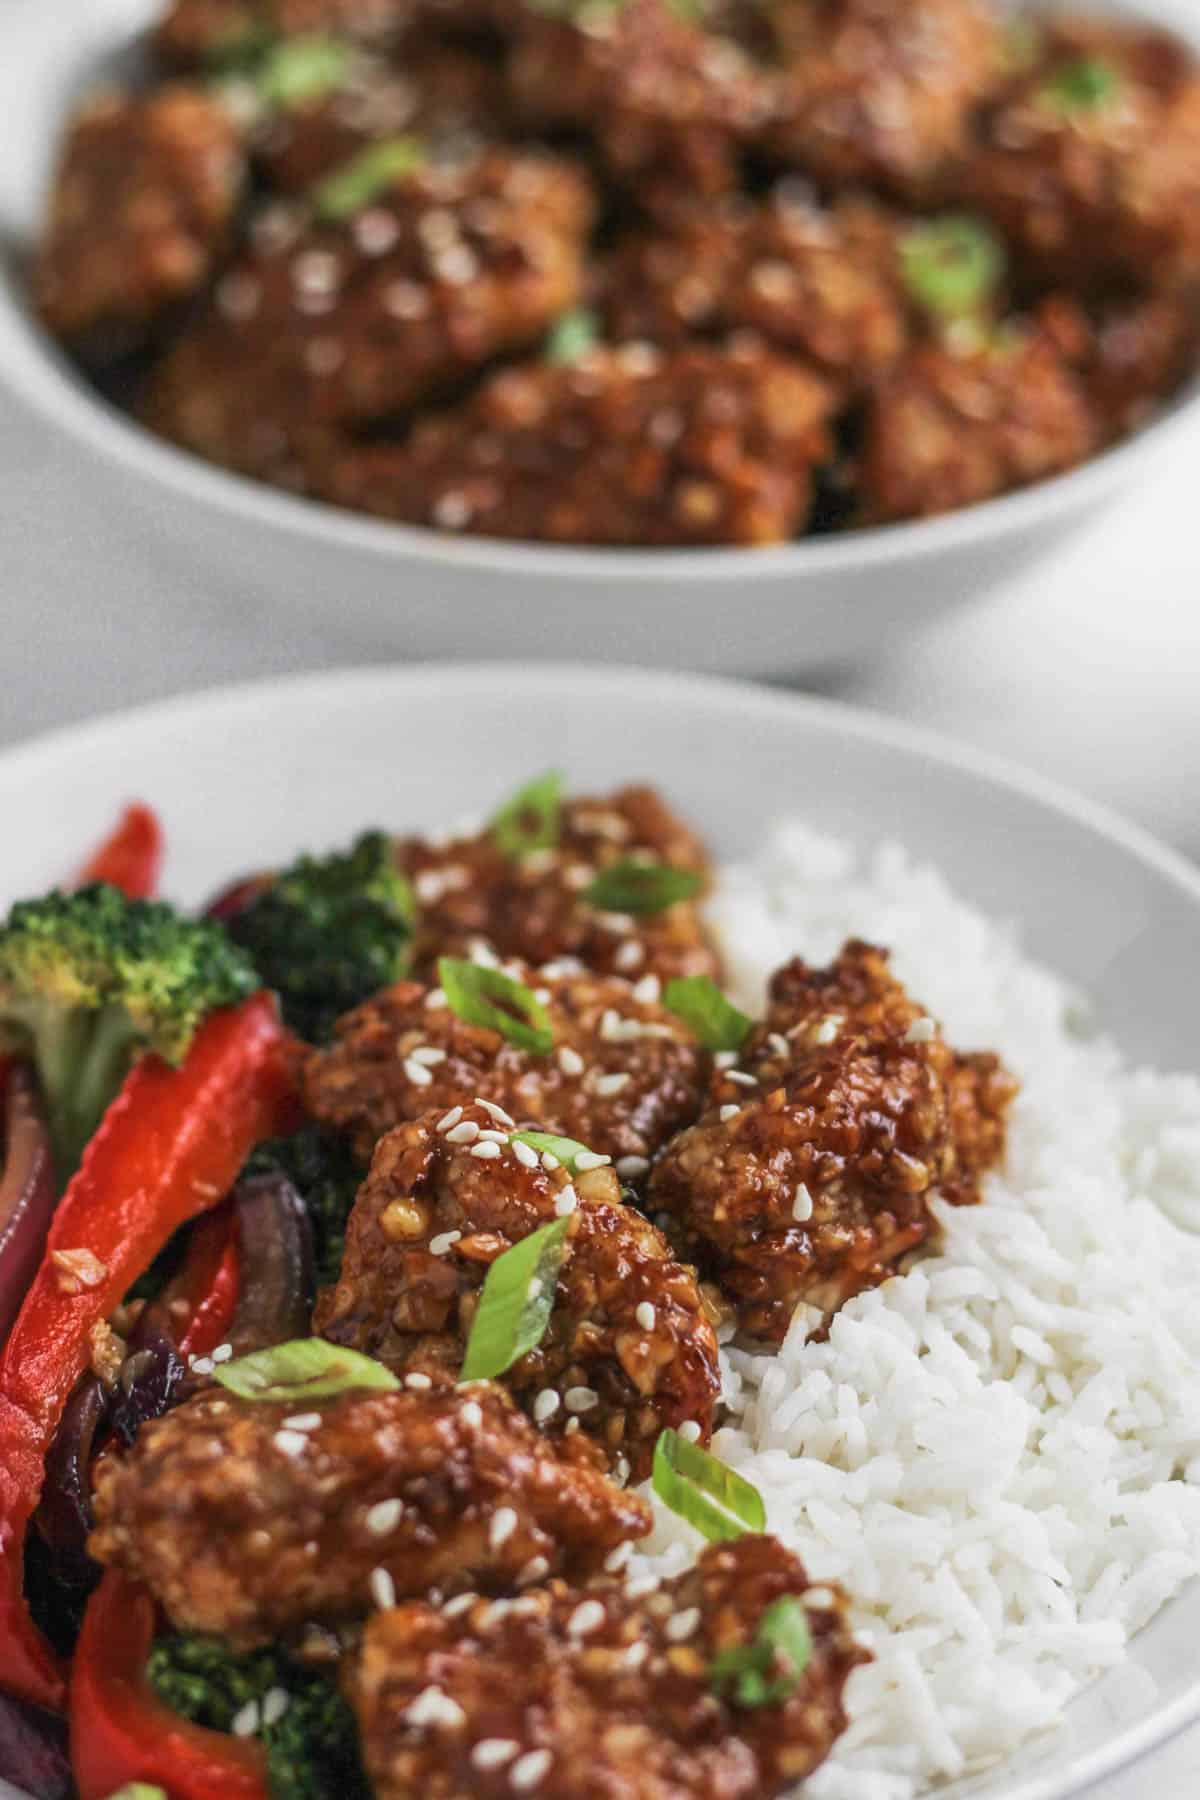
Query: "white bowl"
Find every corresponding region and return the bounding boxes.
[1,662,1200,1800]
[2,0,1199,673]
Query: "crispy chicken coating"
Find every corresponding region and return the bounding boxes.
[1038,292,1200,442]
[155,0,414,64]
[351,1536,867,1800]
[33,86,243,355]
[314,1103,722,1479]
[859,322,1098,523]
[764,0,1003,200]
[315,340,837,545]
[649,941,1017,1342]
[303,963,710,1168]
[395,783,719,986]
[141,148,593,486]
[89,1375,649,1648]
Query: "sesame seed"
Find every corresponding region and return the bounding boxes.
[262,1687,290,1727]
[405,1686,466,1731]
[806,1586,835,1607]
[625,1575,659,1599]
[292,249,340,295]
[533,1388,560,1423]
[210,1343,233,1364]
[273,1429,309,1457]
[479,1099,516,1127]
[512,1137,539,1169]
[367,1498,404,1536]
[557,1045,585,1077]
[231,1700,261,1738]
[430,1231,462,1256]
[518,1555,550,1586]
[437,1106,464,1133]
[443,1592,477,1617]
[614,940,644,971]
[594,1071,631,1097]
[354,206,400,256]
[725,1070,758,1088]
[720,1105,741,1123]
[564,1416,580,1435]
[553,1186,577,1217]
[190,1356,214,1376]
[767,1032,789,1057]
[575,1151,611,1171]
[567,1600,606,1639]
[405,1372,433,1391]
[616,1155,650,1180]
[635,1301,657,1331]
[446,1120,480,1144]
[632,974,661,1004]
[715,1051,737,1069]
[426,988,448,1008]
[433,491,473,530]
[511,1749,553,1791]
[404,1057,434,1086]
[613,1455,631,1486]
[370,1567,397,1610]
[666,1607,700,1641]
[815,1015,842,1045]
[282,1412,322,1431]
[490,1507,519,1550]
[411,1045,448,1066]
[470,1141,502,1160]
[564,1386,598,1413]
[384,277,430,319]
[793,1184,814,1222]
[604,1541,634,1573]
[541,1151,560,1171]
[677,1420,702,1443]
[905,1017,936,1044]
[477,1127,510,1145]
[620,1641,649,1669]
[473,1739,520,1770]
[461,1401,484,1430]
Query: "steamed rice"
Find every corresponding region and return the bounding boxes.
[628,820,1200,1797]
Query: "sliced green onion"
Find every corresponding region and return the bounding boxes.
[312,138,424,222]
[583,860,704,916]
[1043,56,1120,114]
[104,1787,169,1800]
[663,976,751,1052]
[652,1428,766,1543]
[709,1597,813,1709]
[212,1338,399,1404]
[490,770,563,860]
[438,958,554,1055]
[899,216,1007,320]
[460,1217,571,1381]
[509,1129,596,1172]
[545,307,599,365]
[257,36,352,108]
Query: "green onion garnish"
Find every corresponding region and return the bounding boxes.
[545,307,599,365]
[509,1130,597,1172]
[1043,56,1120,114]
[583,860,704,916]
[311,138,424,222]
[663,975,751,1052]
[460,1217,571,1381]
[212,1338,399,1404]
[438,957,554,1055]
[709,1597,813,1709]
[490,770,563,860]
[652,1428,766,1543]
[257,35,352,108]
[899,216,1007,320]
[105,1786,170,1800]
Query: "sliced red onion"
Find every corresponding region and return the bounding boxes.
[202,870,273,923]
[228,1171,315,1353]
[0,1063,57,1347]
[0,1691,71,1800]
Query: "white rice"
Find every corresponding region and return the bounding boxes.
[628,820,1200,1797]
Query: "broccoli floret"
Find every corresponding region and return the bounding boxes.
[224,833,415,1044]
[0,885,260,1175]
[146,1634,368,1800]
[244,1126,363,1289]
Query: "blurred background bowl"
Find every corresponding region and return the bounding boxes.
[1,0,1198,674]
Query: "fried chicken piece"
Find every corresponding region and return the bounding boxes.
[859,322,1098,523]
[141,148,593,487]
[966,20,1200,290]
[155,0,414,65]
[649,941,1017,1342]
[599,192,909,387]
[303,962,710,1169]
[314,1103,722,1479]
[764,0,1003,201]
[1037,291,1200,443]
[395,783,718,986]
[351,1536,867,1800]
[89,1374,648,1649]
[315,340,837,546]
[33,86,243,356]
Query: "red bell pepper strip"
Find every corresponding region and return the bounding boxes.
[75,805,164,899]
[171,1207,240,1363]
[71,1571,268,1800]
[0,993,295,1712]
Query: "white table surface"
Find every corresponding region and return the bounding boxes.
[2,387,1199,1796]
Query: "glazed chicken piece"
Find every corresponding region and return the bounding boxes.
[89,1374,649,1648]
[141,147,593,487]
[33,86,243,356]
[315,340,838,546]
[966,19,1200,290]
[649,941,1017,1342]
[859,321,1098,523]
[303,962,710,1171]
[351,1535,868,1800]
[154,0,415,65]
[763,0,1003,201]
[1037,292,1200,442]
[314,1103,722,1479]
[394,783,719,986]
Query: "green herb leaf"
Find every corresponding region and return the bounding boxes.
[438,957,554,1055]
[312,138,424,221]
[490,770,563,860]
[212,1338,400,1404]
[709,1597,813,1709]
[663,976,751,1052]
[509,1129,596,1172]
[583,860,704,916]
[460,1217,572,1381]
[258,35,352,108]
[105,1788,169,1800]
[1043,55,1120,113]
[899,216,1007,320]
[652,1428,765,1543]
[545,308,599,365]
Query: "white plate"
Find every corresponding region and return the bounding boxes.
[0,663,1199,1800]
[2,0,1200,672]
